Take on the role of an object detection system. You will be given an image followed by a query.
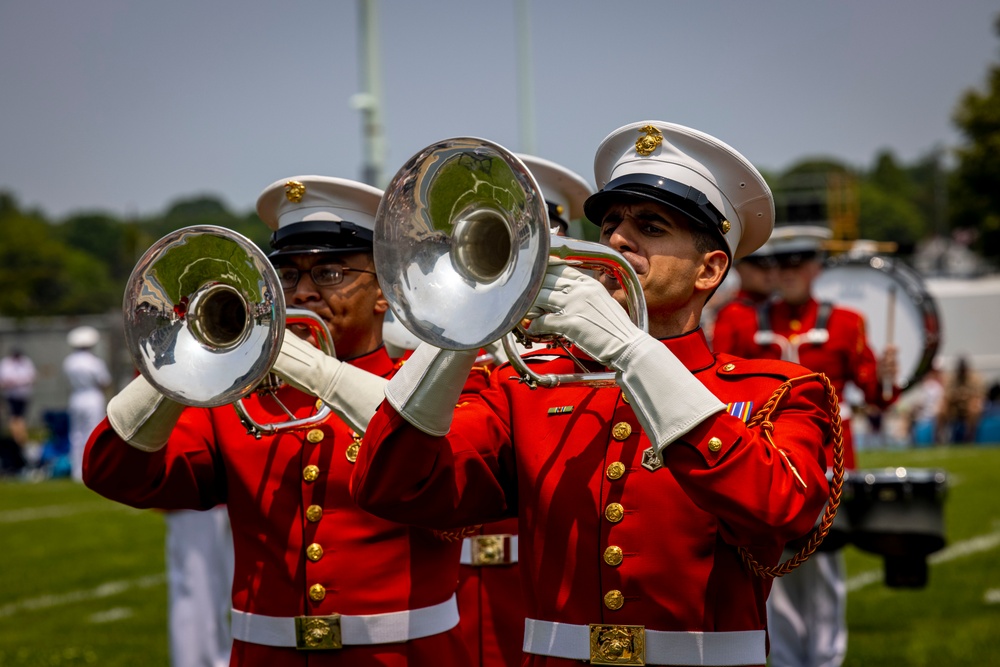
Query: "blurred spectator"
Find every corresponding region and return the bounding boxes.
[975,382,1000,443]
[64,326,112,481]
[940,356,984,444]
[909,362,945,446]
[0,347,36,447]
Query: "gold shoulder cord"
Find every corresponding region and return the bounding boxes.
[738,372,845,578]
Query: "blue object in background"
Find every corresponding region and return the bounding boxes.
[39,409,71,478]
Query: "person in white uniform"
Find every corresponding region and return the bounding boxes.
[165,506,234,667]
[63,326,111,482]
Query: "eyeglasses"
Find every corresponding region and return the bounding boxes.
[276,263,376,290]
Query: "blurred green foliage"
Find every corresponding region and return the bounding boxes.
[0,193,270,318]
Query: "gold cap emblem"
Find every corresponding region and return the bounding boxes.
[721,220,731,234]
[635,125,663,156]
[285,180,306,203]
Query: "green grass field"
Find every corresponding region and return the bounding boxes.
[1,445,998,666]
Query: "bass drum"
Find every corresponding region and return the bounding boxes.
[813,254,941,393]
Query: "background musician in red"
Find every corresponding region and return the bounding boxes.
[711,224,899,667]
[84,176,472,666]
[353,121,836,667]
[710,246,778,355]
[460,154,594,667]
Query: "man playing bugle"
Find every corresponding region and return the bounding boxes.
[84,176,473,666]
[352,121,837,667]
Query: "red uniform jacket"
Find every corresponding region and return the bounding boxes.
[352,330,833,667]
[84,346,471,667]
[712,297,897,470]
[711,290,768,358]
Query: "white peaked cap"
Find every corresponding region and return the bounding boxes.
[585,121,774,259]
[516,154,594,223]
[767,224,833,256]
[256,176,383,256]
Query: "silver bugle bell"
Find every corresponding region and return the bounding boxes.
[373,137,647,388]
[122,224,334,436]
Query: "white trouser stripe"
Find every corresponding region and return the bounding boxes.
[523,618,766,666]
[230,594,459,647]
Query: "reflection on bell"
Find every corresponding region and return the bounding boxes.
[373,136,647,389]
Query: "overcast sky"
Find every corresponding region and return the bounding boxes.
[1,1,997,221]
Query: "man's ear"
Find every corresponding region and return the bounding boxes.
[696,250,729,293]
[373,289,390,315]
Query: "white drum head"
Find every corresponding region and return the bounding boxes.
[813,256,940,393]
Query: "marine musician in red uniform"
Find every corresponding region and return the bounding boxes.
[84,176,472,666]
[352,121,837,667]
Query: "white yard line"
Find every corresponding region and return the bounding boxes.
[0,501,138,523]
[0,573,166,618]
[847,530,1000,592]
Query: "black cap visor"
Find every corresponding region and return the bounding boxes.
[584,174,730,257]
[268,220,373,259]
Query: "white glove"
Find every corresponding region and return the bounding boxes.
[107,375,185,452]
[272,333,388,434]
[531,261,724,451]
[384,343,479,436]
[529,261,645,366]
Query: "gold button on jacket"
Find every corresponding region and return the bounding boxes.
[611,422,632,441]
[604,545,624,566]
[308,584,326,601]
[302,465,320,482]
[306,543,324,561]
[604,589,625,610]
[604,502,625,523]
[305,505,323,522]
[708,437,723,452]
[606,461,626,480]
[306,429,325,444]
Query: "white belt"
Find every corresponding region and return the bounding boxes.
[523,618,766,666]
[460,534,518,566]
[230,594,459,651]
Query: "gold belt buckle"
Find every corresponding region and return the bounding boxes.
[471,534,509,566]
[589,623,645,665]
[295,614,343,650]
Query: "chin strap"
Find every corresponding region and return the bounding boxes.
[738,372,845,578]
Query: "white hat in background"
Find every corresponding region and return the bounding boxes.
[68,325,100,349]
[256,176,384,259]
[766,224,833,258]
[584,121,774,260]
[517,154,594,233]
